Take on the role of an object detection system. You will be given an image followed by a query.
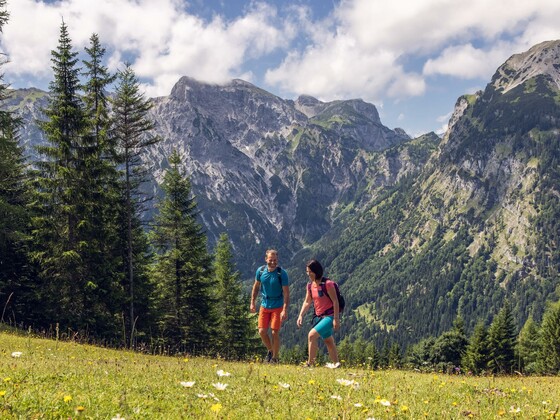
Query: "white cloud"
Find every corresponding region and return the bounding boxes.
[265,0,560,103]
[0,0,292,96]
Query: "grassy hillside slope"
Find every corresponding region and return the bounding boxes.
[1,330,559,419]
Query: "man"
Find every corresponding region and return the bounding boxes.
[250,249,289,363]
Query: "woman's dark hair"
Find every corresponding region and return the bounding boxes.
[306,259,323,279]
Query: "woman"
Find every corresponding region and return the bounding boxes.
[296,259,340,367]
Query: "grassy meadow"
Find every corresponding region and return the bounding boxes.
[1,329,559,419]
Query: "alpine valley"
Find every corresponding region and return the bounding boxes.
[6,40,560,349]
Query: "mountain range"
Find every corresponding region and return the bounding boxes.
[6,40,560,348]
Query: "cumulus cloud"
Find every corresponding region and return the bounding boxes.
[2,0,560,133]
[0,0,293,96]
[265,0,560,103]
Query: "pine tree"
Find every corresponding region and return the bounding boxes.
[150,150,216,354]
[31,21,93,331]
[487,301,517,374]
[111,63,160,344]
[0,0,33,323]
[516,315,540,374]
[463,320,489,374]
[432,316,468,370]
[214,233,258,359]
[79,33,124,339]
[538,301,560,374]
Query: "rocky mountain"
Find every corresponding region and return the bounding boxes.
[288,40,560,348]
[6,77,417,276]
[8,40,560,350]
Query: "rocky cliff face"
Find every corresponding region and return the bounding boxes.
[7,77,414,275]
[311,40,560,348]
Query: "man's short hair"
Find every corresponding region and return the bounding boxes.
[266,249,278,257]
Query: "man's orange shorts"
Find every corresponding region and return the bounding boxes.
[258,307,283,330]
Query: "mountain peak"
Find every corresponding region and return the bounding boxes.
[491,39,560,93]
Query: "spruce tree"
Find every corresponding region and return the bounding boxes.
[0,0,33,323]
[487,301,517,374]
[31,21,93,331]
[538,301,560,374]
[214,233,258,359]
[516,315,540,374]
[111,63,159,345]
[463,320,489,374]
[150,150,216,354]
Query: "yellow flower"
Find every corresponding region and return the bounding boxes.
[308,380,315,385]
[64,395,73,403]
[0,391,6,397]
[76,406,85,412]
[401,405,409,412]
[183,358,189,362]
[210,403,222,413]
[452,402,458,406]
[498,409,506,416]
[3,378,11,383]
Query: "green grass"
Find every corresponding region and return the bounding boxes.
[1,331,559,419]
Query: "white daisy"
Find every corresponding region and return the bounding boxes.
[212,382,228,391]
[331,395,342,401]
[11,352,23,358]
[278,382,290,389]
[180,381,195,388]
[325,362,341,369]
[216,369,231,377]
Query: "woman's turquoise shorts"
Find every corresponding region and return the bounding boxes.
[313,315,334,339]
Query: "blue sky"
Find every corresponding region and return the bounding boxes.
[2,0,560,136]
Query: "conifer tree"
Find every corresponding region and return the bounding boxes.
[150,150,216,353]
[79,33,124,337]
[516,315,540,374]
[432,316,468,369]
[214,233,258,359]
[31,21,93,331]
[538,301,560,374]
[111,63,159,344]
[487,301,517,374]
[463,320,489,374]
[0,0,34,323]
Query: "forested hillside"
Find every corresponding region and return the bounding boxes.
[286,41,560,351]
[1,0,560,372]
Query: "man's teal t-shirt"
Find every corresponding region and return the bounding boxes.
[255,267,289,309]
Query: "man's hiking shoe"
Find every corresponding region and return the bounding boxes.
[265,350,273,363]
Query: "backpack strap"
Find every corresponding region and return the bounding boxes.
[256,265,267,281]
[319,278,336,317]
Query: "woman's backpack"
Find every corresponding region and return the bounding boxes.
[307,278,345,317]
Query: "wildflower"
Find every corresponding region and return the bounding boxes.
[401,405,409,412]
[325,362,341,369]
[11,352,23,358]
[212,383,228,391]
[180,381,195,388]
[216,369,231,377]
[210,403,222,413]
[278,382,290,389]
[379,399,391,407]
[331,395,342,401]
[112,415,125,420]
[0,391,6,397]
[183,358,189,362]
[498,409,506,416]
[308,379,315,385]
[336,379,355,386]
[64,395,73,403]
[509,406,521,413]
[354,403,363,407]
[76,406,85,412]
[197,394,208,399]
[3,378,11,383]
